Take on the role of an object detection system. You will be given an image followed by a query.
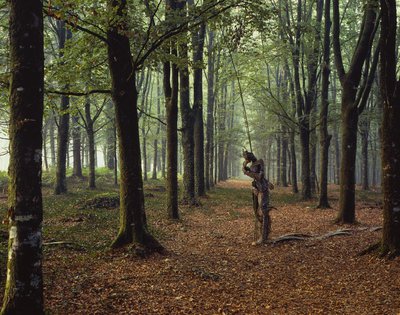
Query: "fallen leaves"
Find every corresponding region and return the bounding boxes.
[5,180,398,314]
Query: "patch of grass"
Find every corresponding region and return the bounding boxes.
[0,171,8,193]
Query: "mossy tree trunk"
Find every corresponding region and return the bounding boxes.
[106,100,116,171]
[107,0,162,250]
[1,0,44,314]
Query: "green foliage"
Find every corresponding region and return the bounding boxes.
[0,170,8,192]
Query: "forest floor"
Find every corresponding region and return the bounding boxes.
[0,175,399,314]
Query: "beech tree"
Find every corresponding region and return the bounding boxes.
[379,0,400,257]
[1,0,44,313]
[54,23,72,195]
[332,0,379,223]
[317,0,332,209]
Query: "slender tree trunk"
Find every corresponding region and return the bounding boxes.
[360,118,370,191]
[290,131,299,193]
[84,98,96,189]
[218,83,227,181]
[164,0,179,219]
[206,29,215,190]
[49,113,56,167]
[193,22,206,196]
[310,108,317,194]
[179,18,196,205]
[42,119,49,172]
[107,0,161,250]
[1,1,44,313]
[332,75,340,185]
[72,115,83,178]
[161,116,166,179]
[152,74,162,180]
[276,134,281,186]
[318,0,332,208]
[281,128,288,187]
[54,24,71,195]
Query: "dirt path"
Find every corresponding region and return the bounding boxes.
[45,180,400,314]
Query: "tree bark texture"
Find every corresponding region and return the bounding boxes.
[193,22,206,196]
[71,115,83,178]
[84,97,96,189]
[379,0,400,255]
[179,17,196,205]
[206,29,215,190]
[54,24,71,195]
[2,1,44,313]
[107,0,161,250]
[318,0,332,208]
[164,0,179,219]
[333,0,379,223]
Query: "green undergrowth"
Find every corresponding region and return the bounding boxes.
[0,171,7,193]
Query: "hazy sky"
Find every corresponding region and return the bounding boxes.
[0,139,8,171]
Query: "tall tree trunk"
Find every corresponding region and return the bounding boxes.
[318,0,332,208]
[139,69,151,182]
[152,74,162,180]
[84,98,96,189]
[107,0,161,250]
[49,113,56,167]
[1,1,44,313]
[310,108,318,194]
[276,133,281,186]
[164,0,179,219]
[72,115,83,178]
[360,118,370,191]
[290,131,299,193]
[193,22,206,196]
[179,17,196,205]
[161,112,167,179]
[333,0,379,223]
[332,74,340,184]
[206,29,215,190]
[54,24,71,194]
[379,0,400,256]
[218,83,227,181]
[281,128,288,187]
[42,119,49,172]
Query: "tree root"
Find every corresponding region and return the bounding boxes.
[359,242,400,260]
[271,233,313,244]
[358,242,381,256]
[270,227,382,245]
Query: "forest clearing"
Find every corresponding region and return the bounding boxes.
[0,176,397,314]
